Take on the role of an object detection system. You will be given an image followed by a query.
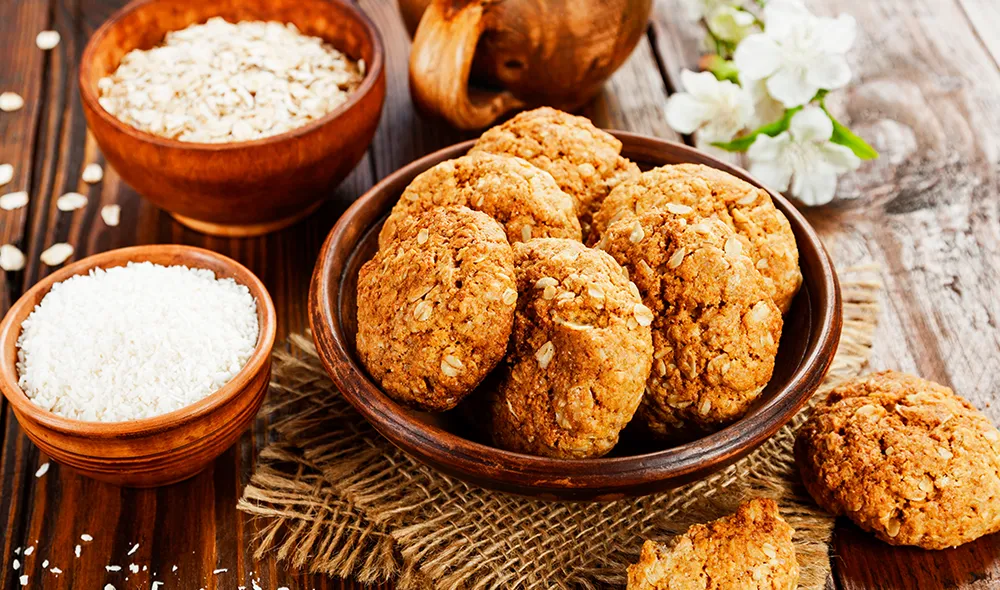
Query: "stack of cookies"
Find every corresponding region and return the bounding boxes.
[356,107,803,458]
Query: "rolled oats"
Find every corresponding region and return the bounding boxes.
[97,18,364,143]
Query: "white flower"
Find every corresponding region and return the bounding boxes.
[707,5,756,43]
[665,69,753,143]
[681,0,742,21]
[748,80,786,128]
[733,0,856,107]
[747,106,861,206]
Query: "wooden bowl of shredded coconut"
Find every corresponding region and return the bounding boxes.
[0,245,276,487]
[78,0,386,237]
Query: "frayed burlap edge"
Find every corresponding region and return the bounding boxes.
[238,265,881,590]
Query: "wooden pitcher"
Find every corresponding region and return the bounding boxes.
[404,0,653,130]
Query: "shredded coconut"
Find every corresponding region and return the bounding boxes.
[80,534,93,542]
[127,543,139,556]
[34,462,49,478]
[17,262,259,421]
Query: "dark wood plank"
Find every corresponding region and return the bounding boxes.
[650,0,1000,588]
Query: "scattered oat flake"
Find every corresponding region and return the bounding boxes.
[101,204,121,226]
[12,559,19,569]
[40,243,73,266]
[0,163,12,186]
[41,560,48,568]
[106,565,121,572]
[104,585,115,590]
[1,244,25,271]
[23,547,33,556]
[34,462,49,477]
[56,192,88,211]
[213,568,228,574]
[74,545,80,558]
[50,567,61,574]
[14,547,20,555]
[35,31,60,50]
[82,163,104,184]
[19,574,27,586]
[1,190,29,210]
[129,564,139,573]
[152,583,163,590]
[127,543,139,555]
[0,92,25,112]
[80,534,93,542]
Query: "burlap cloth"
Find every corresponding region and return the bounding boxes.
[238,265,881,590]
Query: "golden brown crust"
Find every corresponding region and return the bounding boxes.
[597,211,782,440]
[470,107,640,239]
[593,164,801,313]
[356,207,516,411]
[627,498,799,590]
[378,152,581,248]
[795,371,1000,550]
[491,238,653,458]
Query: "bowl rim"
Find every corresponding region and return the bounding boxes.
[0,244,278,438]
[78,0,385,152]
[310,133,842,490]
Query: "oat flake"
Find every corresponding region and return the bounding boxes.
[0,92,24,112]
[101,204,121,226]
[1,245,26,271]
[1,191,29,210]
[0,163,13,186]
[39,243,73,266]
[56,192,87,211]
[82,163,104,184]
[35,31,60,50]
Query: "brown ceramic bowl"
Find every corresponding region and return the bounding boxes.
[0,245,276,487]
[309,134,842,500]
[79,0,386,237]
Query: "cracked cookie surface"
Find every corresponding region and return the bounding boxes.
[357,206,516,411]
[378,152,581,248]
[491,238,652,458]
[795,371,1000,549]
[593,164,801,313]
[470,107,639,240]
[627,497,799,590]
[597,211,782,440]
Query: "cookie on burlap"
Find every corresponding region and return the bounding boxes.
[356,207,516,412]
[597,211,782,440]
[627,497,799,590]
[470,107,640,239]
[592,164,801,313]
[377,152,581,248]
[491,238,653,458]
[795,371,1000,550]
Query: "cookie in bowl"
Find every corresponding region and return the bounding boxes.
[378,151,581,248]
[470,107,640,239]
[593,164,801,313]
[356,206,516,411]
[491,238,653,458]
[795,371,1000,549]
[598,212,782,440]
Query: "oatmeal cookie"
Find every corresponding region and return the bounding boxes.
[593,164,801,313]
[378,152,581,248]
[491,238,653,458]
[597,211,782,439]
[795,371,1000,549]
[356,207,516,411]
[627,498,799,590]
[470,107,640,239]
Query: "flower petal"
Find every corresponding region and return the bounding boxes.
[791,162,839,206]
[733,35,782,81]
[818,142,862,172]
[763,0,811,41]
[818,14,857,54]
[766,66,818,108]
[789,106,834,142]
[680,69,722,98]
[748,132,794,192]
[806,54,852,90]
[748,130,792,161]
[750,158,794,193]
[665,93,711,134]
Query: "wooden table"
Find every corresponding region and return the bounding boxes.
[2,0,998,588]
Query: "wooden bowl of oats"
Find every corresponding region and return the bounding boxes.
[79,0,385,237]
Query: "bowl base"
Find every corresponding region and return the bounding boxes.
[171,201,325,237]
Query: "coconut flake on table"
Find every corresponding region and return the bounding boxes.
[0,164,13,186]
[82,163,104,184]
[56,192,88,211]
[39,243,73,266]
[1,191,28,210]
[1,245,26,271]
[100,204,121,226]
[16,261,259,422]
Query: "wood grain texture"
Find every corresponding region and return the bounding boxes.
[1,0,999,587]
